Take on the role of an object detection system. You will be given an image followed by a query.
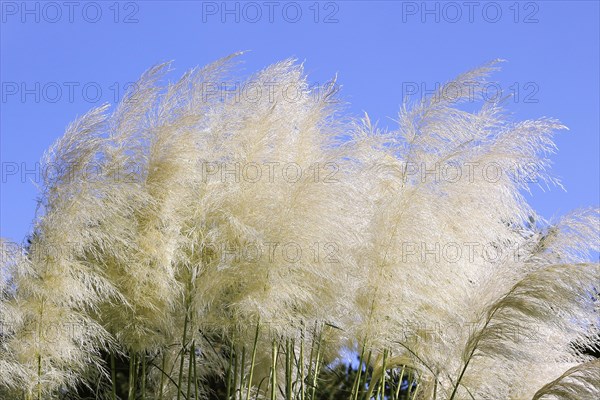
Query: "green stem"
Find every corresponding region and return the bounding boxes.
[193,343,199,400]
[186,342,194,400]
[351,343,366,400]
[159,352,165,400]
[128,352,137,400]
[299,333,305,400]
[141,353,146,400]
[245,321,260,400]
[111,351,117,400]
[410,381,420,400]
[233,346,241,400]
[361,350,373,400]
[393,365,405,400]
[285,339,293,400]
[270,340,278,400]
[226,341,234,400]
[310,331,323,400]
[238,346,246,399]
[432,369,437,400]
[36,301,44,400]
[37,353,42,400]
[306,325,317,388]
[177,296,191,400]
[380,350,388,400]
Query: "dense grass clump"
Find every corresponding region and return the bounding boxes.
[1,54,598,399]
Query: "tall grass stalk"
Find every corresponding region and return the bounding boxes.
[238,346,246,399]
[245,322,260,400]
[192,344,199,400]
[285,339,293,400]
[380,350,388,399]
[393,365,405,400]
[299,334,305,400]
[159,353,165,400]
[128,353,137,400]
[351,343,367,400]
[186,345,194,400]
[141,353,146,399]
[226,340,235,399]
[111,351,117,400]
[309,334,324,400]
[270,340,279,400]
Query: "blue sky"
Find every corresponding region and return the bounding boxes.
[1,0,599,243]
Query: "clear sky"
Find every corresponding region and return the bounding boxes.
[1,0,599,243]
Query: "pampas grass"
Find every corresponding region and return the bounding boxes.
[1,54,598,399]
